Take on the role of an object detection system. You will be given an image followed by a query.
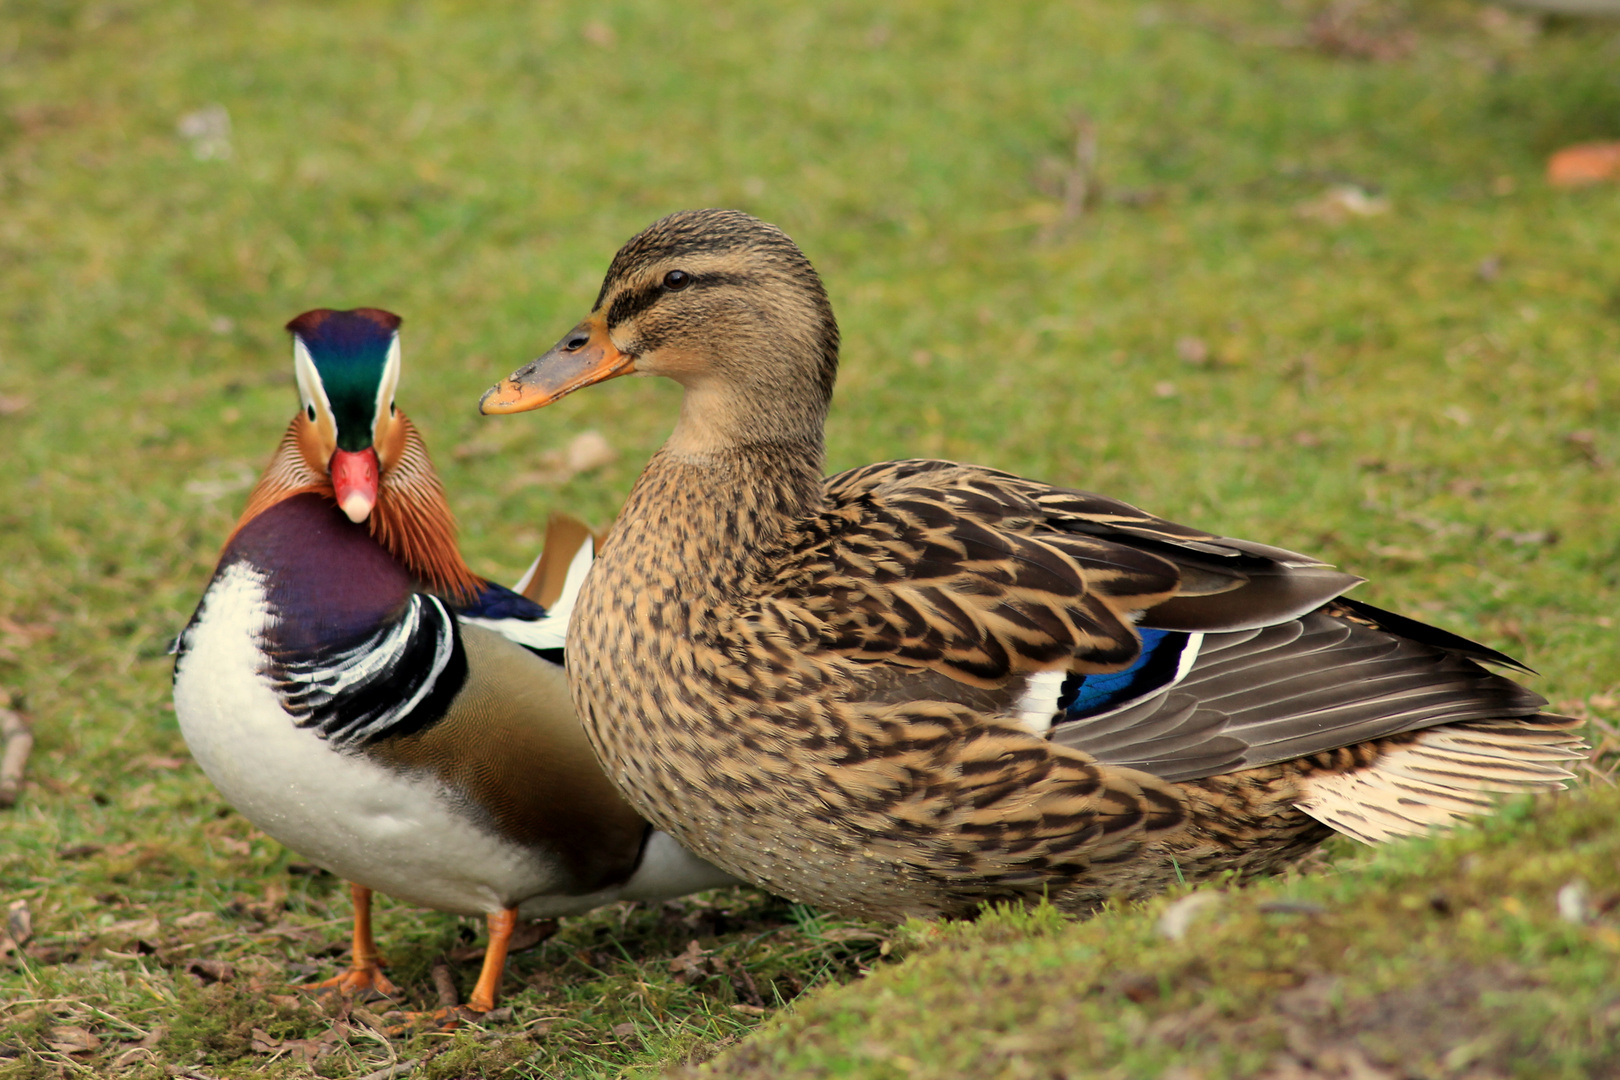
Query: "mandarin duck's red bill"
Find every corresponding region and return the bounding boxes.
[173,308,734,1014]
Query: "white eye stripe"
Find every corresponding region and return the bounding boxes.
[292,337,335,426]
[371,334,402,435]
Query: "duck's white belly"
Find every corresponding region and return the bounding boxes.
[173,565,566,917]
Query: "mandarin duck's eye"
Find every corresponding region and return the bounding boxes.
[663,270,692,291]
[307,404,316,422]
[390,401,396,417]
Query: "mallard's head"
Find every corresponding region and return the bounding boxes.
[286,308,405,522]
[482,210,840,450]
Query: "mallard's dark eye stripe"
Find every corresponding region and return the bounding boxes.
[604,272,758,329]
[606,285,664,329]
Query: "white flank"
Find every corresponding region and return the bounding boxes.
[175,562,733,919]
[619,831,740,900]
[174,564,568,915]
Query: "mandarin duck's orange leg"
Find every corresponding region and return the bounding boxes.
[463,907,518,1014]
[313,883,399,998]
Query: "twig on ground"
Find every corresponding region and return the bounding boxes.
[0,704,33,808]
[431,958,459,1011]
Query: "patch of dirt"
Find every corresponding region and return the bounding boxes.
[1259,963,1619,1079]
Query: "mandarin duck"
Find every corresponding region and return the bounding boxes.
[478,209,1587,922]
[173,308,734,1012]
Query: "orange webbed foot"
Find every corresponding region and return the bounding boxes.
[311,960,401,1000]
[311,883,400,1000]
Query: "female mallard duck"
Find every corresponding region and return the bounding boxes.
[173,308,733,1012]
[480,210,1585,921]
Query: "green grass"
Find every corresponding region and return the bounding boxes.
[2,1,1619,1076]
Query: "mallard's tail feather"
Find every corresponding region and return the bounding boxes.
[1295,716,1586,844]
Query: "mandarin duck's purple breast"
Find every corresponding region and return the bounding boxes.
[222,493,416,654]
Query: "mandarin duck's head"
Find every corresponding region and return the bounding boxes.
[286,308,406,523]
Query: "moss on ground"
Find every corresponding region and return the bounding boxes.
[684,788,1620,1079]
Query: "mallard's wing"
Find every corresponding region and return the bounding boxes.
[760,461,1579,801]
[767,459,1358,688]
[1042,600,1559,782]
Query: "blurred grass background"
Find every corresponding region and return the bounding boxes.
[1,1,1618,1077]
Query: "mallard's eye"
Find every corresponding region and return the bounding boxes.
[663,269,691,291]
[306,403,316,422]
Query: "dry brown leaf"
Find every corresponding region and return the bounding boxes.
[1297,185,1389,223]
[6,899,31,946]
[112,1047,156,1069]
[102,916,161,941]
[1176,336,1211,366]
[56,844,102,859]
[45,1025,100,1054]
[185,958,235,984]
[669,939,714,984]
[0,617,54,645]
[1548,142,1620,188]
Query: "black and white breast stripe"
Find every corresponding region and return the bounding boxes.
[271,594,467,750]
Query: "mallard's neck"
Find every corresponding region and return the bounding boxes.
[657,346,832,466]
[605,440,825,596]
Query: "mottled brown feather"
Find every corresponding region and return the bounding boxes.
[502,209,1585,921]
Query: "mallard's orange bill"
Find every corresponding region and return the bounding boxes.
[479,318,636,415]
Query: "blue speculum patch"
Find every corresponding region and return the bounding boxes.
[1061,627,1189,719]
